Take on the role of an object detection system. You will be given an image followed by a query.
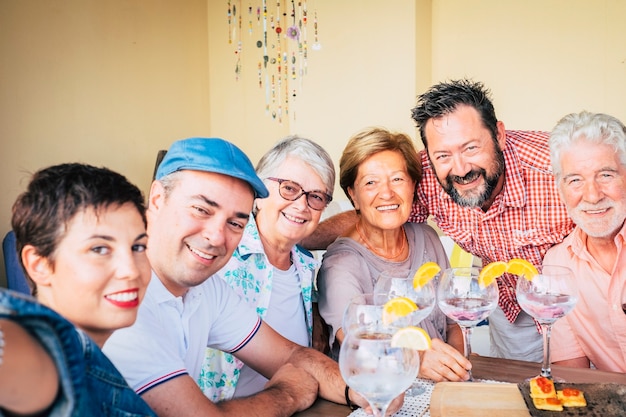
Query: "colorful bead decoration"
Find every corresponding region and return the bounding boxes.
[227,0,319,123]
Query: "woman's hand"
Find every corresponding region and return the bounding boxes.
[418,338,472,382]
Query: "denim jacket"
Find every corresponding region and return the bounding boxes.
[0,289,156,417]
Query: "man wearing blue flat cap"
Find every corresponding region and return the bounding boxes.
[104,138,377,417]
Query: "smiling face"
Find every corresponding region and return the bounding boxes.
[348,150,416,231]
[558,140,626,240]
[29,203,150,346]
[255,157,327,248]
[146,170,254,297]
[425,105,506,210]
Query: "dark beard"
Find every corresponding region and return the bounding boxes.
[436,147,505,208]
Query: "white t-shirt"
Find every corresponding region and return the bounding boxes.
[234,264,309,397]
[103,272,261,394]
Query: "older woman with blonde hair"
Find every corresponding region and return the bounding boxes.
[317,127,471,382]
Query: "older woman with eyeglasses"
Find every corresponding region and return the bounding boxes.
[198,135,335,401]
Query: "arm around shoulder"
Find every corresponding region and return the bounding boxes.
[300,210,358,250]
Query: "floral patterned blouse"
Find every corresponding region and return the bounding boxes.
[197,215,318,401]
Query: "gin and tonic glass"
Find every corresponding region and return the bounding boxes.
[339,324,420,417]
[374,267,436,395]
[516,265,578,379]
[437,267,499,381]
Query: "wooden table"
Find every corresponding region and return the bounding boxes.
[293,356,626,417]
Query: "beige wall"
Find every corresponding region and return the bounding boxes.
[431,0,626,130]
[0,0,211,286]
[1,0,625,287]
[207,0,418,166]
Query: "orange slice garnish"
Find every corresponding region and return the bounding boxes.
[478,261,507,287]
[507,258,539,281]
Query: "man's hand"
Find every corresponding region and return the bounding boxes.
[300,210,358,250]
[418,338,471,382]
[264,363,319,413]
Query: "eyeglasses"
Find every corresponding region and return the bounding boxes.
[266,177,332,211]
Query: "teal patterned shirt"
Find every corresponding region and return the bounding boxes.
[197,215,318,401]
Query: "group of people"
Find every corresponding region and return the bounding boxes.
[0,78,624,417]
[310,80,626,374]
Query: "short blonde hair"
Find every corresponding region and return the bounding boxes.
[339,127,422,206]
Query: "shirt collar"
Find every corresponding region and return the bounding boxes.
[236,214,320,271]
[148,269,202,306]
[568,221,626,257]
[499,139,526,208]
[235,215,265,256]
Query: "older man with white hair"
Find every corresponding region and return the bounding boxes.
[546,111,626,373]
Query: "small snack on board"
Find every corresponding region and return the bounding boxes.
[530,376,557,399]
[557,388,587,407]
[529,376,587,412]
[532,397,564,412]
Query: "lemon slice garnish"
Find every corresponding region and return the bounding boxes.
[413,262,441,289]
[390,326,432,350]
[382,296,418,325]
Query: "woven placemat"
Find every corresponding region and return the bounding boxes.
[348,378,506,417]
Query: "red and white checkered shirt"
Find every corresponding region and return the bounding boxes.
[410,130,574,323]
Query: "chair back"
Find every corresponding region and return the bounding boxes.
[2,230,30,294]
[152,149,168,180]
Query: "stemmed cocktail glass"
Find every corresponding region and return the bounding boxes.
[375,268,436,323]
[339,324,420,417]
[437,267,499,381]
[516,265,578,379]
[374,268,436,395]
[342,293,388,338]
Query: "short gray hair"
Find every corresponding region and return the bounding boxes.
[256,135,335,196]
[549,111,626,178]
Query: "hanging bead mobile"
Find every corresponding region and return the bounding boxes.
[227,0,320,123]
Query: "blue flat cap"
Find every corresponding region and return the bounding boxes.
[155,137,269,198]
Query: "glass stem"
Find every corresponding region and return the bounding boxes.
[371,403,389,417]
[461,325,474,381]
[540,323,552,378]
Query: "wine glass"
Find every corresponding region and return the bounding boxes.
[339,324,420,417]
[375,268,437,324]
[374,268,436,395]
[437,266,499,381]
[516,265,578,380]
[342,293,388,338]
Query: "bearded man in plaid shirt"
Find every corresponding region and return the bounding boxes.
[408,79,573,361]
[306,79,573,362]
